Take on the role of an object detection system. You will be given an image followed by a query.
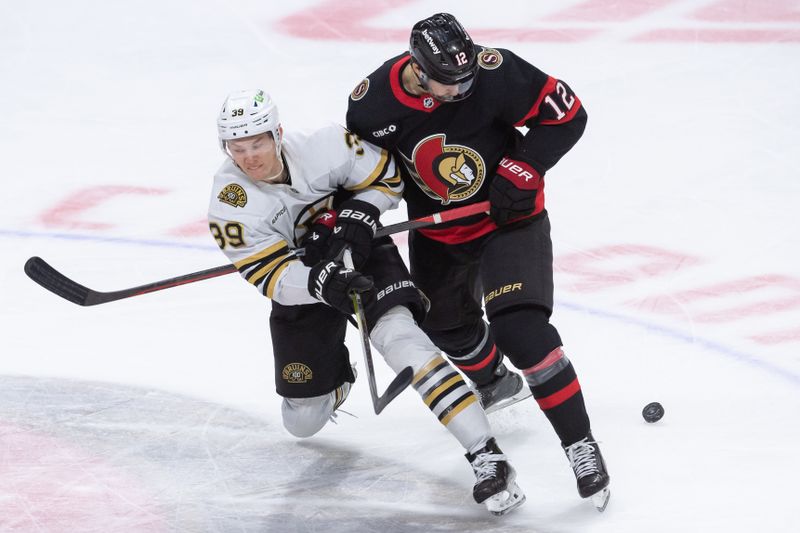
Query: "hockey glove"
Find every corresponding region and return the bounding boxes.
[308,260,374,315]
[489,157,542,226]
[300,210,338,267]
[324,199,379,269]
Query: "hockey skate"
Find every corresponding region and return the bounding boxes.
[466,438,526,516]
[563,431,611,512]
[476,364,531,414]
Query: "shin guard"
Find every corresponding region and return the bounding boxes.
[491,307,590,445]
[523,347,589,445]
[432,322,503,386]
[413,354,491,453]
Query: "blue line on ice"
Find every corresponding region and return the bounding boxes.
[557,299,800,388]
[6,228,798,388]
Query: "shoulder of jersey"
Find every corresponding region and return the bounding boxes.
[285,124,350,165]
[348,54,402,105]
[476,47,508,74]
[303,122,347,147]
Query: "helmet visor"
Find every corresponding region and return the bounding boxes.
[417,69,476,102]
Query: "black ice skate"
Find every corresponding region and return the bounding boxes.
[466,438,526,516]
[563,431,611,511]
[476,364,530,414]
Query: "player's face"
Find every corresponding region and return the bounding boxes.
[227,133,281,182]
[412,62,474,103]
[425,78,462,101]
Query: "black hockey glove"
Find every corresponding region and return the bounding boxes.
[308,260,374,315]
[489,157,543,226]
[300,209,338,267]
[324,199,379,269]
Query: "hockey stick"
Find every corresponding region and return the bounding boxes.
[24,200,490,306]
[343,249,413,414]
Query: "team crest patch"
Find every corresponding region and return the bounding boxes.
[401,134,485,204]
[478,48,503,70]
[217,184,247,208]
[350,78,370,101]
[282,363,313,384]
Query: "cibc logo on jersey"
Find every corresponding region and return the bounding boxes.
[401,134,485,204]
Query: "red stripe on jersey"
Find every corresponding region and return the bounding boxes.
[418,216,497,244]
[515,76,558,126]
[455,345,498,372]
[514,76,583,127]
[535,377,581,410]
[390,55,442,113]
[539,94,583,125]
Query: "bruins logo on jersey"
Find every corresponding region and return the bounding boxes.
[282,363,313,384]
[402,134,485,204]
[478,48,503,70]
[218,183,247,208]
[350,78,369,101]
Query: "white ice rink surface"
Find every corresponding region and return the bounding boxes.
[2,1,799,531]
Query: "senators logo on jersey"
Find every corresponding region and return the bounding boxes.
[401,134,485,204]
[350,78,369,101]
[477,48,503,70]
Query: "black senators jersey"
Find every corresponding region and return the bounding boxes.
[346,48,587,244]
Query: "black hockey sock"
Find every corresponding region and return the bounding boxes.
[433,322,503,386]
[524,348,590,446]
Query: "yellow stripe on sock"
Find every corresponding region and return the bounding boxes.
[424,375,463,407]
[413,355,446,385]
[440,394,478,426]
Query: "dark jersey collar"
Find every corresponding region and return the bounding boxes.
[389,54,443,113]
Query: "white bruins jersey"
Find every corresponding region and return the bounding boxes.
[208,124,402,305]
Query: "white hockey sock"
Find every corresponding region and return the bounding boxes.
[370,307,492,452]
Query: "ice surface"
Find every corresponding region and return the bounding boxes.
[1,1,799,532]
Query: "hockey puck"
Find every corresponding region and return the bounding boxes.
[642,402,664,423]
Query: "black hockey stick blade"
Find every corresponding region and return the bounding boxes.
[24,256,236,306]
[25,256,95,306]
[373,366,414,415]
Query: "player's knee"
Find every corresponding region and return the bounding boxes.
[425,321,486,356]
[490,306,562,368]
[370,306,439,373]
[281,395,332,438]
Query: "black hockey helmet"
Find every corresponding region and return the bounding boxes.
[409,13,478,101]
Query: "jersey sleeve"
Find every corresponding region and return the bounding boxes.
[494,49,588,174]
[208,194,317,306]
[328,125,404,213]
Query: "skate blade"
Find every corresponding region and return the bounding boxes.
[590,487,610,512]
[484,390,532,414]
[485,481,526,516]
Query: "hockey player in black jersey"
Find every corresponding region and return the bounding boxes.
[346,13,610,511]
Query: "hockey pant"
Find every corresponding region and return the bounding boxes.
[282,305,493,453]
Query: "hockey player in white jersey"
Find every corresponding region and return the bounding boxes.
[207,89,525,515]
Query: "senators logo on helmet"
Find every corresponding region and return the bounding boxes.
[401,134,485,204]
